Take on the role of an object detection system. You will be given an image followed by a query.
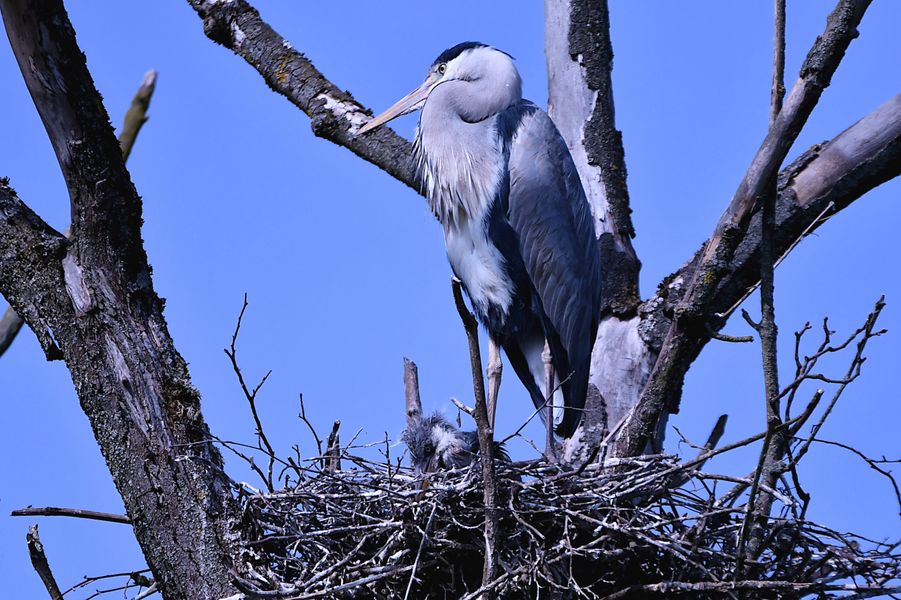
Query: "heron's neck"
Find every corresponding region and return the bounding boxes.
[415,101,506,229]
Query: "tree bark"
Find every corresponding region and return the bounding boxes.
[0,69,156,361]
[544,0,655,440]
[188,0,419,192]
[0,2,239,598]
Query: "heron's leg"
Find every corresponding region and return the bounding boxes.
[487,337,502,430]
[542,340,558,461]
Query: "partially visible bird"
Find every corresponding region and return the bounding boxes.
[403,413,510,475]
[361,42,601,442]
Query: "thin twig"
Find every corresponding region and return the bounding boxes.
[804,437,901,515]
[225,294,277,491]
[451,278,498,597]
[12,506,130,525]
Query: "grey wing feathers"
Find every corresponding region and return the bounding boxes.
[505,106,602,436]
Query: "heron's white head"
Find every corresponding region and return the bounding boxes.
[358,42,522,134]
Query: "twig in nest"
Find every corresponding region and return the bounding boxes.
[225,294,277,491]
[403,358,423,428]
[325,420,342,473]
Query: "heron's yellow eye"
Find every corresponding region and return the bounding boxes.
[438,63,447,75]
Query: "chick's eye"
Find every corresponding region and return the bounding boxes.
[424,443,434,455]
[437,63,447,75]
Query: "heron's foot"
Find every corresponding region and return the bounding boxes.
[544,408,559,463]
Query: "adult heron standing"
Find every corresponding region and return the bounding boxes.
[360,42,601,452]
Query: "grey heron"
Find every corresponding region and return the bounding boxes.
[362,42,601,446]
[403,413,511,475]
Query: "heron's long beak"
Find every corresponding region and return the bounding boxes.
[358,74,439,134]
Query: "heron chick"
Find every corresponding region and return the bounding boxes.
[403,413,510,475]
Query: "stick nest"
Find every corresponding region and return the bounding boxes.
[232,454,900,599]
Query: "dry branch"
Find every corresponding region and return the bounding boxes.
[451,278,499,596]
[0,306,24,358]
[619,0,876,457]
[0,3,239,597]
[739,0,789,568]
[186,0,419,191]
[0,67,157,361]
[226,294,277,491]
[118,70,157,162]
[12,506,130,525]
[403,358,422,429]
[26,525,63,600]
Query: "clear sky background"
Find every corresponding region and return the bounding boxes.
[1,2,899,597]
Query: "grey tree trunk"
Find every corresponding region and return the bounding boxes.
[0,2,238,598]
[544,0,656,446]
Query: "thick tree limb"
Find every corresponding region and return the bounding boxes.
[3,1,149,278]
[0,69,157,361]
[545,0,640,315]
[616,0,873,458]
[0,181,68,360]
[186,0,419,191]
[712,92,901,319]
[26,525,63,600]
[1,2,239,597]
[630,93,900,456]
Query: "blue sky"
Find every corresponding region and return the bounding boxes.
[1,2,899,596]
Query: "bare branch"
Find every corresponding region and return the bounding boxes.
[186,0,418,192]
[2,0,149,271]
[403,358,423,429]
[771,0,787,123]
[0,181,67,360]
[225,294,277,491]
[0,68,157,360]
[118,69,157,162]
[451,278,498,595]
[12,506,130,525]
[26,525,63,600]
[325,420,341,473]
[623,48,890,458]
[739,0,789,567]
[601,580,901,600]
[804,437,901,515]
[793,296,886,462]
